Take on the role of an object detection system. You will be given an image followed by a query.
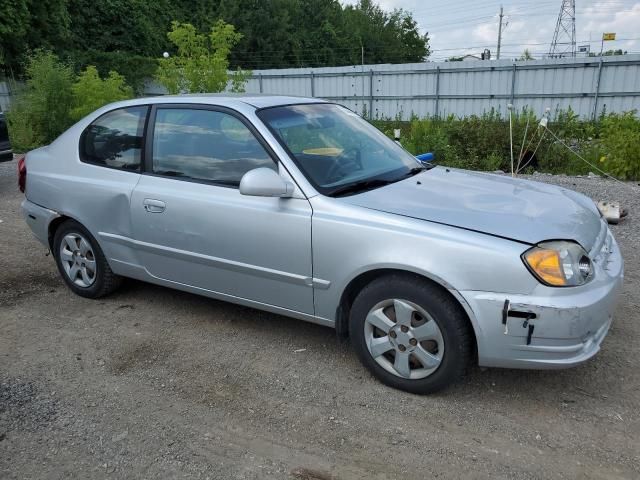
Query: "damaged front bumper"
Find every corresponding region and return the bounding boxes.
[461,228,623,369]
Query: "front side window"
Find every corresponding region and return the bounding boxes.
[80,106,147,170]
[152,108,276,186]
[258,103,425,196]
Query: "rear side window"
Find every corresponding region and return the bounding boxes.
[151,108,276,186]
[80,106,148,170]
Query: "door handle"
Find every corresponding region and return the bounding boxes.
[143,198,166,213]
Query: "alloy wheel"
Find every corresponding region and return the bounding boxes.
[59,233,97,288]
[364,299,445,379]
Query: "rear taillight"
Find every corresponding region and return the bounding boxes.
[17,155,26,193]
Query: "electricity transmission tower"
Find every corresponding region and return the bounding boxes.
[548,0,576,57]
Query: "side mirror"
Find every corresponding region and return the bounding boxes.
[416,152,434,163]
[239,167,294,198]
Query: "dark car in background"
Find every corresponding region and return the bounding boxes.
[0,112,13,162]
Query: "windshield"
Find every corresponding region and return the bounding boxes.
[258,103,426,196]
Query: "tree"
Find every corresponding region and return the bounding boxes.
[63,0,176,89]
[155,21,251,94]
[0,0,70,75]
[603,49,626,56]
[6,51,74,150]
[215,0,298,69]
[70,66,133,121]
[518,49,534,61]
[588,49,627,57]
[343,0,429,65]
[2,0,431,77]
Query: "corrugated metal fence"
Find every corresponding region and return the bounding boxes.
[3,55,639,120]
[230,55,640,120]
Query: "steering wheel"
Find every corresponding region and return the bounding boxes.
[325,147,362,184]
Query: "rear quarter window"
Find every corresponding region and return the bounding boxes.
[79,106,148,170]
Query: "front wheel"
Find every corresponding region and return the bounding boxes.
[53,220,122,298]
[349,274,473,394]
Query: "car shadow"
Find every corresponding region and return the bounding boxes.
[97,278,622,409]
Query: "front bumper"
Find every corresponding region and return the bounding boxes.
[461,227,623,369]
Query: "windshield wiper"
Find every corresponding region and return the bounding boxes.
[406,166,427,176]
[328,178,395,197]
[407,164,435,175]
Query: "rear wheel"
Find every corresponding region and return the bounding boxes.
[53,220,122,298]
[349,274,472,394]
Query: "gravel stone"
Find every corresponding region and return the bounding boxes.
[1,159,639,479]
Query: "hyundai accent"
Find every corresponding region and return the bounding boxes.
[19,95,623,393]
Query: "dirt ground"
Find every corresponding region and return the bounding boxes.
[1,158,639,479]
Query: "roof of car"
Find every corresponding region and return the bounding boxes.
[139,94,327,109]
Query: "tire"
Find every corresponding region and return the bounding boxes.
[349,274,473,394]
[53,219,122,298]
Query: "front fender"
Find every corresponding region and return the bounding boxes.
[310,196,538,322]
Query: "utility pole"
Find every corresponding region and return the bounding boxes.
[497,5,504,60]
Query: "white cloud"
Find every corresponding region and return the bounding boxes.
[342,0,640,60]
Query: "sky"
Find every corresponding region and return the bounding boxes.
[342,0,640,61]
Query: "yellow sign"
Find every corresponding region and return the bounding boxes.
[603,33,616,41]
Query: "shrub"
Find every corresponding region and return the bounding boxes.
[155,20,251,94]
[6,51,74,151]
[599,111,640,179]
[70,66,133,122]
[402,117,459,165]
[4,98,42,152]
[66,50,158,93]
[374,107,639,179]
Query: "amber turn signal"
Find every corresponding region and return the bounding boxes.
[523,241,593,287]
[524,248,566,286]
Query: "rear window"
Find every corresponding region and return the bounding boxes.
[79,106,148,170]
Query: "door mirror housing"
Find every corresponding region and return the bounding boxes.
[239,167,294,198]
[416,152,434,163]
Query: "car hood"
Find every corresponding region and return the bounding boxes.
[339,167,603,250]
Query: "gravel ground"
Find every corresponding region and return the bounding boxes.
[1,157,639,479]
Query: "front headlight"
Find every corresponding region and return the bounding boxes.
[522,241,593,287]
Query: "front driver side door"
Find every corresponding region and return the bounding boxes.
[130,104,314,314]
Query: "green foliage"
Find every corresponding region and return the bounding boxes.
[401,117,461,166]
[6,51,74,151]
[70,66,134,122]
[599,111,640,179]
[0,0,70,74]
[518,49,534,61]
[65,50,158,92]
[589,49,627,57]
[7,52,135,151]
[156,20,251,94]
[2,0,430,77]
[4,99,40,152]
[375,107,640,179]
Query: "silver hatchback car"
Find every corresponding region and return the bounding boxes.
[20,95,623,393]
